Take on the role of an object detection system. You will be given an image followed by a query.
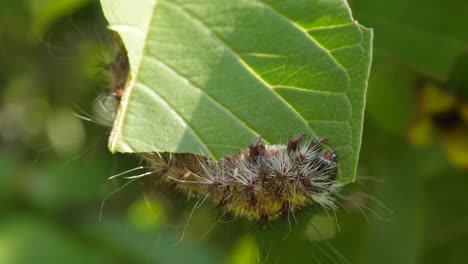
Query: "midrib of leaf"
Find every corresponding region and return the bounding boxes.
[161,1,315,136]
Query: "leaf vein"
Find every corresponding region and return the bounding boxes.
[166,1,314,136]
[257,0,350,83]
[137,80,214,157]
[144,55,268,144]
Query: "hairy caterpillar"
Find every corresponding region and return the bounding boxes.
[97,34,342,223]
[142,135,341,223]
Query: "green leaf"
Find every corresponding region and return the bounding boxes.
[101,0,372,183]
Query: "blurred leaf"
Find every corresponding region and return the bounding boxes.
[127,196,166,231]
[460,103,468,123]
[366,53,416,135]
[443,129,468,170]
[250,225,351,264]
[25,160,108,211]
[305,214,337,241]
[447,50,468,99]
[0,216,111,264]
[350,0,468,78]
[361,139,424,264]
[423,168,468,264]
[419,83,456,114]
[46,109,86,156]
[28,0,90,38]
[102,0,373,183]
[83,219,220,264]
[0,1,30,52]
[407,117,435,147]
[229,235,257,264]
[0,154,19,206]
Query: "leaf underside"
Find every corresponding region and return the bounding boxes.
[101,0,372,184]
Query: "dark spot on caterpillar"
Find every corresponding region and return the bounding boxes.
[142,134,341,223]
[259,214,269,224]
[249,136,266,158]
[287,134,305,153]
[309,137,326,150]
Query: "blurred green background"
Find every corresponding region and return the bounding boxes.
[0,0,467,263]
